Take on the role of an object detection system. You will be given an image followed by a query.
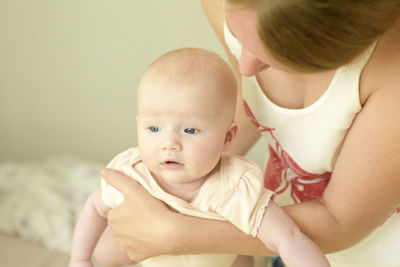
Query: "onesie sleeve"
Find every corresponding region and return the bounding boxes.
[101,148,139,208]
[216,163,274,237]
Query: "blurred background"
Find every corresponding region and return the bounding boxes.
[0,1,266,265]
[0,0,265,165]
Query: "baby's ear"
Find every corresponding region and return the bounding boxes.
[223,121,239,152]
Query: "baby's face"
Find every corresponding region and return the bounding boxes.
[136,76,234,185]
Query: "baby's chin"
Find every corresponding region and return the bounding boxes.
[157,173,197,184]
[155,170,207,186]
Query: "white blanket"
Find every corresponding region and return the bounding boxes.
[0,156,101,253]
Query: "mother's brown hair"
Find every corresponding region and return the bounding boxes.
[229,0,400,72]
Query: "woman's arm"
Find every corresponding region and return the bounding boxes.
[285,28,400,251]
[287,83,400,252]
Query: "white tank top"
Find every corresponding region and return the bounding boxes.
[224,19,400,267]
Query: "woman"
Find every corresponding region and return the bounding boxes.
[102,0,400,266]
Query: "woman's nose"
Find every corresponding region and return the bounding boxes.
[239,48,268,77]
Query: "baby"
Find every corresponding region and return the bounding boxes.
[69,48,330,267]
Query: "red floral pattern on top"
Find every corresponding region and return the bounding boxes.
[243,101,331,203]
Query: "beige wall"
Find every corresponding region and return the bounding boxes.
[0,0,266,166]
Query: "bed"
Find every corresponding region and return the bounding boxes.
[0,233,70,267]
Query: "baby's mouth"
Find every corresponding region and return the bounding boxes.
[162,160,183,168]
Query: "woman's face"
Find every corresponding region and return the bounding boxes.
[225,1,288,76]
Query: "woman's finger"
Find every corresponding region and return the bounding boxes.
[101,168,174,261]
[101,168,142,197]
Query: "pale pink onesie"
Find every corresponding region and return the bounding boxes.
[101,147,274,267]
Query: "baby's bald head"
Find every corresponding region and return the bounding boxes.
[137,48,237,124]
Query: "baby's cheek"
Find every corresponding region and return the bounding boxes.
[195,147,222,170]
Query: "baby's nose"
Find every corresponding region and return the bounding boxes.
[162,135,182,151]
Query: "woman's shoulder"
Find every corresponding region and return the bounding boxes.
[361,21,400,104]
[201,0,242,82]
[201,0,224,18]
[201,0,225,40]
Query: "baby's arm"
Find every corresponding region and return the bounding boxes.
[257,201,331,267]
[69,188,110,267]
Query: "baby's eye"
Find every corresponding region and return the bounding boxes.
[148,126,160,132]
[184,128,199,134]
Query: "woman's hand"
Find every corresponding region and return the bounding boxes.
[101,168,179,262]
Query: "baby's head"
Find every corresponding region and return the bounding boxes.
[136,48,238,184]
[138,48,237,122]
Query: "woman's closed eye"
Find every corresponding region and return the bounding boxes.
[184,128,199,134]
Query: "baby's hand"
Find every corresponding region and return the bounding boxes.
[68,260,94,267]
